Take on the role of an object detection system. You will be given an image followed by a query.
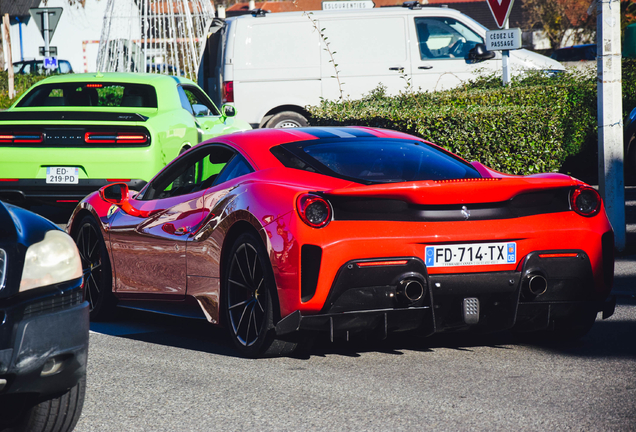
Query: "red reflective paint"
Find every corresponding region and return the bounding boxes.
[67,127,614,346]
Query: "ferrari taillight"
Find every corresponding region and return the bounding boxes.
[297,194,332,228]
[571,186,601,217]
[0,132,44,143]
[84,132,148,145]
[222,81,234,103]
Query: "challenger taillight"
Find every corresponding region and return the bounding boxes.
[0,132,44,143]
[297,194,332,228]
[571,186,601,217]
[85,132,148,145]
[222,81,234,103]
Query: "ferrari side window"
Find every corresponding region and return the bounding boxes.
[140,146,235,200]
[212,155,254,186]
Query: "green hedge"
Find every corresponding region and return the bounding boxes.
[308,59,636,180]
[0,72,49,108]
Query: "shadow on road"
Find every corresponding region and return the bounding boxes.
[91,297,636,360]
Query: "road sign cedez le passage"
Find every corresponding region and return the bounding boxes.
[486,28,522,51]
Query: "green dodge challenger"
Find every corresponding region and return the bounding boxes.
[0,72,251,206]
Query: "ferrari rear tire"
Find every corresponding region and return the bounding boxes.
[73,215,116,321]
[14,377,86,432]
[223,232,297,358]
[266,111,308,128]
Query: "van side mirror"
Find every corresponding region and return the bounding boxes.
[467,44,496,63]
[221,104,236,118]
[99,183,129,204]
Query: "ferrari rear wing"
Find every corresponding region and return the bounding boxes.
[323,175,581,206]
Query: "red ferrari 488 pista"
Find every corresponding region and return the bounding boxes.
[67,127,615,357]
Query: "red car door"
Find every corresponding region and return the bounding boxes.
[108,192,206,296]
[108,144,235,297]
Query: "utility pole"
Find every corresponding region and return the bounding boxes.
[2,13,13,99]
[597,0,625,250]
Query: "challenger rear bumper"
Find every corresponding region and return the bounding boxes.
[0,179,147,206]
[276,250,615,338]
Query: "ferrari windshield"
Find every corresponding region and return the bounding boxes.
[17,82,158,108]
[273,139,481,184]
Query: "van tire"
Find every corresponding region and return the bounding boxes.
[266,111,308,128]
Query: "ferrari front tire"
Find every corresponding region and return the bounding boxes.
[223,232,297,358]
[73,215,116,321]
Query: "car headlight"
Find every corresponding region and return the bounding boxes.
[20,230,82,292]
[630,107,636,123]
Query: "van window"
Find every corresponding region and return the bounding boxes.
[415,17,483,60]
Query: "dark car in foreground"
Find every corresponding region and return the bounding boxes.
[0,201,87,431]
[67,126,615,358]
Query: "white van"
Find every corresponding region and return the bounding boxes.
[198,5,563,128]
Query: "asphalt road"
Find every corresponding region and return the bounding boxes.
[75,302,635,431]
[42,189,636,431]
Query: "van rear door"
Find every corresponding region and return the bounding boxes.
[198,18,226,108]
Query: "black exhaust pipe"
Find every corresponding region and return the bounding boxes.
[523,270,548,298]
[397,278,425,303]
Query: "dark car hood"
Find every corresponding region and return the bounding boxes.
[0,201,59,246]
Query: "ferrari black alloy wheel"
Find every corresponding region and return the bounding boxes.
[74,216,116,321]
[224,232,297,358]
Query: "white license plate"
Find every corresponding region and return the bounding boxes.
[46,167,79,184]
[425,242,516,267]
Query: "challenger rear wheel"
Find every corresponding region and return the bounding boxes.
[223,232,297,358]
[74,215,116,321]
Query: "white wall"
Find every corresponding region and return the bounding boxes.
[10,0,108,72]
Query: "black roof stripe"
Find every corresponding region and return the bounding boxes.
[297,127,376,139]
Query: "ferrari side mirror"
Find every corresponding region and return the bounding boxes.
[99,183,129,205]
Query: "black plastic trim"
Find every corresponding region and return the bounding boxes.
[328,188,572,222]
[301,244,322,302]
[0,179,147,205]
[0,111,149,122]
